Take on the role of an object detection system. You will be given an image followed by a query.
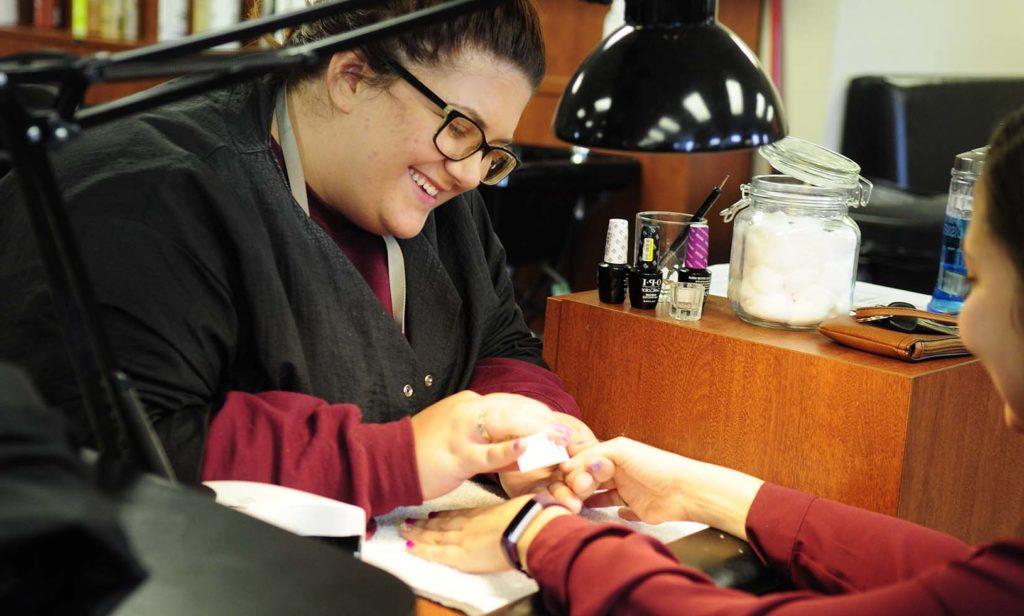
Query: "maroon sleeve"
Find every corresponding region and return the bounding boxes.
[528,515,1024,616]
[200,391,423,517]
[468,357,581,418]
[746,483,973,592]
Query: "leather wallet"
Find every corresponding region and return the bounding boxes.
[819,306,971,362]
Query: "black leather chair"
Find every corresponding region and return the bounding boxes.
[840,76,1024,293]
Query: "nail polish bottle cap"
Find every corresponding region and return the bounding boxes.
[603,218,629,265]
[684,224,710,269]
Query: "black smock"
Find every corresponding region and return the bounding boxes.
[0,77,544,481]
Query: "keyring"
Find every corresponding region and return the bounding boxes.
[476,409,493,443]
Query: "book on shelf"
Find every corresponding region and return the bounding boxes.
[158,0,189,41]
[33,0,67,28]
[68,0,141,41]
[71,0,88,37]
[98,0,118,39]
[86,0,101,36]
[120,0,138,41]
[33,0,53,27]
[0,2,19,26]
[193,0,243,49]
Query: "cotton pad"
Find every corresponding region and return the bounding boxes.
[516,432,570,472]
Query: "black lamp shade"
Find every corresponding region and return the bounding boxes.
[554,0,787,153]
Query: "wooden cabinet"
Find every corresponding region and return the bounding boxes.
[544,291,1024,544]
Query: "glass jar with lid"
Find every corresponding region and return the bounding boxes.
[721,137,872,330]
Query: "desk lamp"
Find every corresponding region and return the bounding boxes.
[555,0,786,152]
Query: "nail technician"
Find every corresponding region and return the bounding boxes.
[0,0,596,518]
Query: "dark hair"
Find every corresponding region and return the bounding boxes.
[267,0,545,89]
[984,106,1024,306]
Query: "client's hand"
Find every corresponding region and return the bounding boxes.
[410,392,570,501]
[560,437,765,540]
[400,496,571,573]
[497,413,599,512]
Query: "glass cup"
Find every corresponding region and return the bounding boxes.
[634,212,708,302]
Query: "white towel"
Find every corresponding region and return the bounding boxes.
[362,481,706,615]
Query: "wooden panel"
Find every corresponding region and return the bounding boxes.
[899,367,1024,543]
[546,292,918,515]
[541,291,563,371]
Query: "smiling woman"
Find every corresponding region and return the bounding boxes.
[0,0,599,522]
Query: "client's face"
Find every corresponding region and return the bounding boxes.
[960,179,1024,431]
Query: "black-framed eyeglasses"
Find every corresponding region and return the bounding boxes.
[384,59,519,186]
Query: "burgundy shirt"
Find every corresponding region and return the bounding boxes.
[528,483,1024,614]
[201,149,580,516]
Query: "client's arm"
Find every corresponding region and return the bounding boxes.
[525,513,1023,616]
[562,438,973,589]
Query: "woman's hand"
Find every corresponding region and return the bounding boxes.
[497,413,599,512]
[410,392,571,501]
[560,437,765,540]
[400,496,571,573]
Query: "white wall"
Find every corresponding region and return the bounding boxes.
[781,0,1024,149]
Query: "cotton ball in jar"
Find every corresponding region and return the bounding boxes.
[832,295,853,317]
[787,300,831,327]
[743,264,784,296]
[787,284,836,327]
[826,226,859,262]
[783,265,823,295]
[742,292,794,324]
[757,220,822,272]
[818,258,854,294]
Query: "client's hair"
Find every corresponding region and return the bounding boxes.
[984,106,1024,321]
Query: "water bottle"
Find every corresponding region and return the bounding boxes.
[927,147,987,314]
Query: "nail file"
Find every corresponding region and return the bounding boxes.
[516,432,570,472]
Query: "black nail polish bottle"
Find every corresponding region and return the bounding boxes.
[628,223,662,309]
[597,218,629,304]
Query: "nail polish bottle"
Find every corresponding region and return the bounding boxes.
[669,281,706,321]
[628,223,663,309]
[597,218,629,304]
[675,224,712,302]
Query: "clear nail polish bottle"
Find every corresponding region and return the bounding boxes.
[669,281,706,321]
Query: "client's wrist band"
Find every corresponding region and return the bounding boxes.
[501,495,558,571]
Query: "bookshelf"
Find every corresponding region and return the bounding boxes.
[0,0,259,104]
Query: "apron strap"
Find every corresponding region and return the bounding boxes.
[275,87,407,334]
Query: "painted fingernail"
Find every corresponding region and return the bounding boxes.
[405,518,415,525]
[406,540,415,549]
[427,511,438,519]
[587,460,603,474]
[513,438,525,452]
